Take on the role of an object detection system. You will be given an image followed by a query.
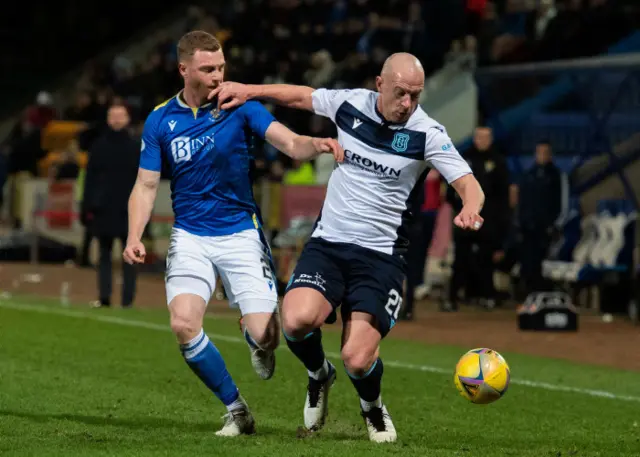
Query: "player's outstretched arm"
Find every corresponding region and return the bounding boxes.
[124,168,160,264]
[264,122,344,162]
[451,174,485,231]
[209,82,315,112]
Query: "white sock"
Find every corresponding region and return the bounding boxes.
[360,395,382,412]
[308,359,329,381]
[226,394,246,413]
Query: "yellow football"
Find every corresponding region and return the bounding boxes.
[453,348,511,404]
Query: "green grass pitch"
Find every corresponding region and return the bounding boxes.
[1,296,639,456]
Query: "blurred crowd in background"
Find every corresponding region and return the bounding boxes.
[0,0,637,311]
[1,0,634,194]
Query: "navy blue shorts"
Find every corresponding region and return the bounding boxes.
[286,237,406,337]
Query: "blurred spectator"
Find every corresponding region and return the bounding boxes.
[489,0,530,63]
[50,139,81,181]
[25,91,57,129]
[65,91,97,122]
[516,140,562,296]
[76,162,93,268]
[0,146,7,215]
[303,50,336,88]
[527,0,558,43]
[402,169,445,320]
[82,103,139,308]
[7,115,46,178]
[446,126,509,311]
[466,0,488,38]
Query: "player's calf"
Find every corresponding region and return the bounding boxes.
[242,311,280,351]
[281,288,333,379]
[241,310,279,380]
[345,356,397,443]
[169,294,248,432]
[342,313,397,442]
[282,288,336,430]
[343,349,384,414]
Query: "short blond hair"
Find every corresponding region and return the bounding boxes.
[177,31,221,62]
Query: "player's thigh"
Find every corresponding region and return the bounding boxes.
[282,238,345,333]
[340,312,381,374]
[165,229,216,336]
[343,250,406,339]
[214,228,278,315]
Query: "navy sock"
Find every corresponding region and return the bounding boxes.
[180,329,239,406]
[284,328,326,374]
[346,358,384,403]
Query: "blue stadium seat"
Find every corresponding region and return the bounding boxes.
[542,199,636,285]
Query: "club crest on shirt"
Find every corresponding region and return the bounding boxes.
[391,132,410,153]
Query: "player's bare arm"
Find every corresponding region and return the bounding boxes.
[124,168,160,264]
[264,121,344,162]
[209,82,314,112]
[450,174,485,231]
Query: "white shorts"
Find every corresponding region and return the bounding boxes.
[165,227,278,315]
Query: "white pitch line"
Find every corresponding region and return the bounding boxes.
[2,300,640,403]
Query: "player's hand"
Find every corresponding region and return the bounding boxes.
[312,137,344,163]
[123,239,146,265]
[454,206,484,231]
[207,81,249,111]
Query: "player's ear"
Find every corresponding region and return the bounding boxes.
[178,62,188,78]
[375,76,383,93]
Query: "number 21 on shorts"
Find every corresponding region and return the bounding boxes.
[385,289,402,321]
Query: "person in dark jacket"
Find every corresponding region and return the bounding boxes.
[82,103,140,307]
[401,170,444,320]
[517,140,562,296]
[445,126,510,310]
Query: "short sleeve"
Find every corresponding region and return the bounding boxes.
[139,114,162,172]
[424,126,472,184]
[242,101,276,139]
[311,88,353,121]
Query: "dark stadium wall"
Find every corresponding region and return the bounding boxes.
[0,0,166,118]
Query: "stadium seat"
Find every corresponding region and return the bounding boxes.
[542,200,636,308]
[543,213,599,282]
[41,121,87,151]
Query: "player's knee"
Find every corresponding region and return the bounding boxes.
[341,343,378,377]
[281,302,319,338]
[168,294,207,343]
[282,289,329,337]
[170,313,201,343]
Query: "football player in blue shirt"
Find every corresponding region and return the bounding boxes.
[122,30,343,437]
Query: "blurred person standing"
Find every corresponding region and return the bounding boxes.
[6,115,47,228]
[50,139,81,181]
[401,169,444,320]
[516,140,562,296]
[0,145,7,217]
[82,103,139,308]
[445,126,509,310]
